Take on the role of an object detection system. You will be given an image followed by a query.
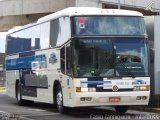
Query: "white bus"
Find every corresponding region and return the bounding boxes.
[5,7,150,114]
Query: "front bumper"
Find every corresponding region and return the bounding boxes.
[69,91,150,107]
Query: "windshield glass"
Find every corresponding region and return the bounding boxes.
[115,38,148,76]
[73,16,146,36]
[73,38,149,77]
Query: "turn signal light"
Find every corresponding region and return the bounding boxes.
[76,87,81,92]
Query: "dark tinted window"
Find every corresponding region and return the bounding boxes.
[60,47,65,73]
[7,32,31,54]
[73,38,148,77]
[73,16,146,36]
[50,19,59,47]
[7,22,50,55]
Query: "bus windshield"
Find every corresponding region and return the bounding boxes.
[73,38,149,77]
[73,16,146,36]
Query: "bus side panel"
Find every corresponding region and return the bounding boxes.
[18,49,60,104]
[6,54,20,98]
[6,70,19,98]
[30,49,60,103]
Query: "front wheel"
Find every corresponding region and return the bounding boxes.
[56,85,68,114]
[115,106,128,114]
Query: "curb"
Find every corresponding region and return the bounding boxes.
[130,106,160,114]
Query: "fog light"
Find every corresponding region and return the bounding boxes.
[137,96,141,100]
[86,97,92,101]
[142,96,147,100]
[80,97,85,101]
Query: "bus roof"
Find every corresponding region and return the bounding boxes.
[38,7,143,22]
[8,7,143,34]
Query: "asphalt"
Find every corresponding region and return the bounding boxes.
[130,106,160,114]
[0,88,160,116]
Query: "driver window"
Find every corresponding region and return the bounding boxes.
[78,49,93,66]
[60,43,72,75]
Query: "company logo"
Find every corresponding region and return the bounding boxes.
[112,85,119,92]
[49,52,57,64]
[133,80,146,85]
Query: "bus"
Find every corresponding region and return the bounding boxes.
[5,7,150,114]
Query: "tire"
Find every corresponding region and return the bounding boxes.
[115,106,128,114]
[16,83,25,106]
[16,83,34,106]
[56,85,67,114]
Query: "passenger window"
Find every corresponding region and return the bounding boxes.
[66,44,72,75]
[50,19,59,47]
[40,22,50,49]
[60,47,65,74]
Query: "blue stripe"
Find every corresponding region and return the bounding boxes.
[81,81,112,84]
[6,54,46,70]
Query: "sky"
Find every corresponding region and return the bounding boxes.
[0,32,7,53]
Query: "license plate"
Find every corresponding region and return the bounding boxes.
[109,97,121,102]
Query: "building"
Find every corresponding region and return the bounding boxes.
[76,0,160,14]
[0,0,160,31]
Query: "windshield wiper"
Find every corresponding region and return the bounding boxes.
[115,61,135,78]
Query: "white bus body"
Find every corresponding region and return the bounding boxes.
[5,7,150,113]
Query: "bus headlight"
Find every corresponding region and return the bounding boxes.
[81,87,88,92]
[88,87,96,92]
[134,86,149,91]
[134,86,140,91]
[76,87,96,92]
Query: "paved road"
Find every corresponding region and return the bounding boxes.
[0,93,160,120]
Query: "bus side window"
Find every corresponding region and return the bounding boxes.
[60,44,72,75]
[60,47,65,74]
[66,44,72,75]
[50,19,59,47]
